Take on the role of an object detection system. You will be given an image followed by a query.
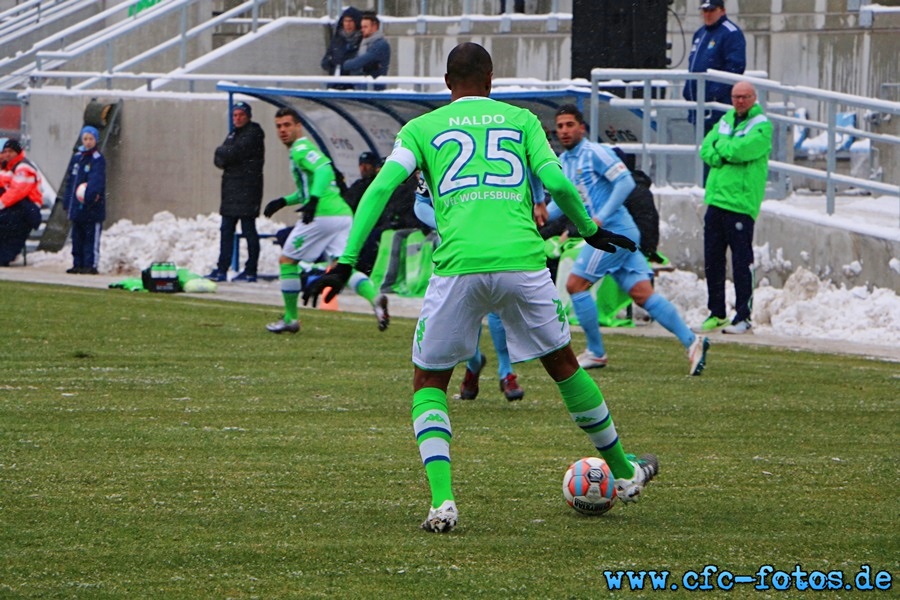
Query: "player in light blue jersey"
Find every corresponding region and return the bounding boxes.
[548,105,709,376]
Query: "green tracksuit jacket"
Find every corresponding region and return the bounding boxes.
[700,103,773,220]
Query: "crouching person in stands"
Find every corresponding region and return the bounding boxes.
[0,139,43,267]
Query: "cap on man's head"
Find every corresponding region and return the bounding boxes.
[358,151,381,166]
[233,101,252,118]
[2,138,22,154]
[700,0,725,9]
[81,125,100,141]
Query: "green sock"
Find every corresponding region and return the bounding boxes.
[556,368,635,480]
[279,262,301,323]
[351,271,377,304]
[411,388,453,508]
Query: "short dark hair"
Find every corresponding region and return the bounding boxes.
[361,12,379,27]
[446,42,492,87]
[275,106,301,122]
[555,104,585,124]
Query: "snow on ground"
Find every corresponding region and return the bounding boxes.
[24,209,900,348]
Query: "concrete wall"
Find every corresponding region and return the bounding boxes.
[25,91,298,228]
[655,191,900,291]
[670,1,900,104]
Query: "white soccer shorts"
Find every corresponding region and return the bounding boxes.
[412,270,571,370]
[281,215,352,263]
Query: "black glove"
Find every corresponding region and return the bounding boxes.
[299,196,319,225]
[583,227,637,254]
[302,262,352,307]
[264,197,287,218]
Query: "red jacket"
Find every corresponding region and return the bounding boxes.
[0,151,43,209]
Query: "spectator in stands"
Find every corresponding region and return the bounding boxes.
[341,12,390,90]
[0,139,43,267]
[344,151,381,212]
[320,6,363,89]
[207,101,265,283]
[683,0,746,136]
[698,81,772,335]
[63,126,107,275]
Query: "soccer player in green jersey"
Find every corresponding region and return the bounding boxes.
[304,43,658,532]
[263,106,389,334]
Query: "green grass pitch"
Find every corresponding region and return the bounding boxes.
[1,282,897,598]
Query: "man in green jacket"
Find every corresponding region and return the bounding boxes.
[698,80,772,335]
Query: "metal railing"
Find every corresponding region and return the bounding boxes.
[591,68,900,225]
[27,69,582,94]
[324,0,567,19]
[0,0,270,90]
[1,1,151,89]
[0,0,81,40]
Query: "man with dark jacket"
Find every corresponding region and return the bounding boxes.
[683,0,746,135]
[343,151,381,212]
[0,139,43,267]
[320,6,362,89]
[208,101,265,282]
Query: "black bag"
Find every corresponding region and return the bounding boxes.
[141,262,180,293]
[623,169,660,260]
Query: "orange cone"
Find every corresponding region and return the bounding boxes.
[319,287,340,311]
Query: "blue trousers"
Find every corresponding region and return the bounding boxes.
[0,201,41,266]
[704,205,755,324]
[71,220,102,269]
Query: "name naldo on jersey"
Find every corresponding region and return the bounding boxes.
[389,97,559,276]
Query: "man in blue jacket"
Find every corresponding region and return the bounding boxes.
[683,0,746,135]
[341,12,390,90]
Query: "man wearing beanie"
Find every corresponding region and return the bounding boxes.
[343,151,381,212]
[683,0,746,136]
[63,126,106,274]
[208,100,265,282]
[0,139,43,267]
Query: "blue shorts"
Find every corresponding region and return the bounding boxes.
[570,244,652,294]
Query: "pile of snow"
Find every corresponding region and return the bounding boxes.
[29,212,285,276]
[25,211,900,347]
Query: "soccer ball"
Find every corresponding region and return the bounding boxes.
[75,182,87,202]
[563,457,617,515]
